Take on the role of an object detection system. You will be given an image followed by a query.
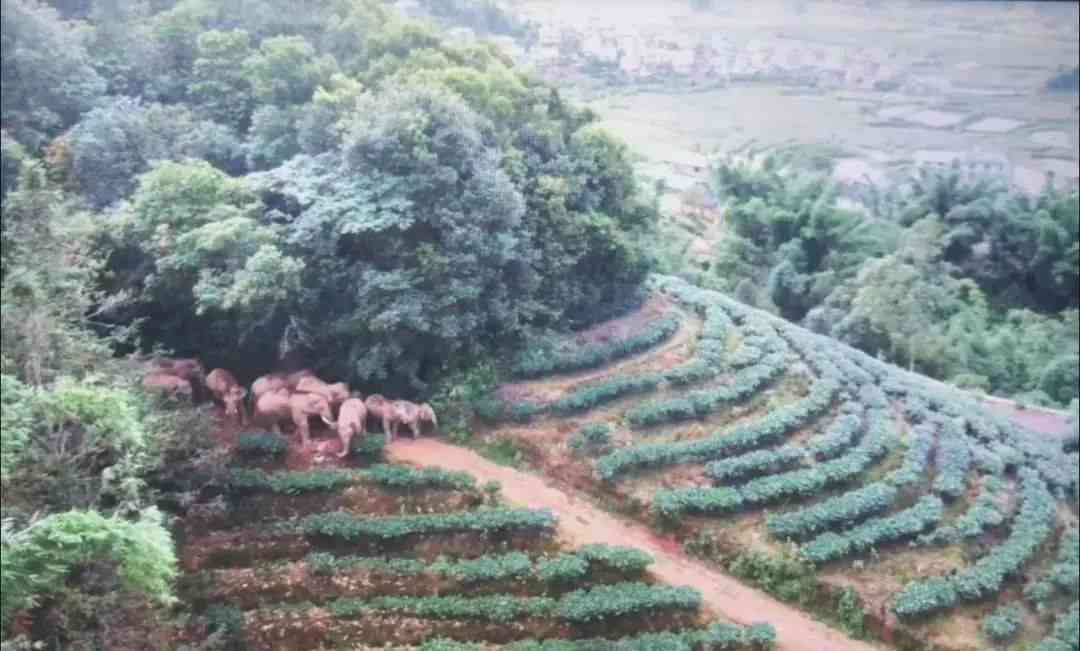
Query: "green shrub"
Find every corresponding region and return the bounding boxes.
[536,554,589,584]
[767,482,898,541]
[981,604,1023,642]
[569,423,613,456]
[1,508,177,636]
[801,496,944,565]
[348,434,385,460]
[0,374,33,480]
[512,316,680,378]
[597,361,841,481]
[555,582,701,622]
[227,468,361,494]
[299,508,556,541]
[744,622,778,650]
[894,469,1056,618]
[234,432,288,461]
[365,464,475,491]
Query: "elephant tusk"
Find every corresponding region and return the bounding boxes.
[322,415,336,426]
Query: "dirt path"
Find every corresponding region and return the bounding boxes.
[388,438,882,651]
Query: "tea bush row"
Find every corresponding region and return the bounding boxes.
[704,446,805,484]
[766,482,900,541]
[318,581,701,624]
[918,477,1006,546]
[809,412,862,460]
[801,495,945,564]
[625,350,787,427]
[893,469,1056,618]
[655,421,893,521]
[512,316,681,378]
[299,508,556,542]
[596,364,841,481]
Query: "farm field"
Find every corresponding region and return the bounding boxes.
[471,277,1080,651]
[174,430,777,650]
[421,0,1079,197]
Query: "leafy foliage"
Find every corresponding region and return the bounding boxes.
[0,509,176,637]
[801,495,945,564]
[981,604,1023,643]
[299,508,556,541]
[513,316,679,379]
[233,432,288,461]
[569,423,614,456]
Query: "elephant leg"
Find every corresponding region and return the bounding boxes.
[337,426,353,458]
[410,421,420,439]
[383,415,394,444]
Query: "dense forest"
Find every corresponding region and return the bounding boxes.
[679,151,1079,407]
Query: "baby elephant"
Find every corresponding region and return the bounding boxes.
[206,368,248,425]
[335,398,367,458]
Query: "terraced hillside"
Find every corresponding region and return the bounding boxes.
[477,276,1080,651]
[175,431,775,650]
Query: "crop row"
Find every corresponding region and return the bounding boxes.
[226,464,475,495]
[1026,527,1080,609]
[918,476,1007,546]
[303,544,653,585]
[365,464,476,491]
[595,360,841,481]
[809,410,863,460]
[655,414,894,521]
[625,350,787,427]
[298,508,556,542]
[512,316,681,378]
[893,469,1057,619]
[1032,603,1079,651]
[933,419,973,499]
[800,495,945,564]
[314,581,702,624]
[412,619,777,650]
[888,424,936,487]
[704,445,805,484]
[766,482,899,541]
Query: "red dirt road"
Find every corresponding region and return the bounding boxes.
[388,438,882,651]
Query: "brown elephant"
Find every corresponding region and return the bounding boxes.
[152,357,205,399]
[250,369,316,403]
[206,368,247,424]
[142,373,193,400]
[294,375,350,407]
[383,400,425,442]
[417,403,438,434]
[335,398,367,458]
[254,389,336,448]
[364,394,389,431]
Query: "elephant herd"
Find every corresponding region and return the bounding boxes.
[143,358,437,457]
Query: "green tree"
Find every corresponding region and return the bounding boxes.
[188,29,254,131]
[1,0,106,147]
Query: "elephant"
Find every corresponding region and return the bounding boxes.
[152,357,205,399]
[417,403,438,434]
[335,398,367,458]
[142,372,193,401]
[251,369,316,404]
[206,368,248,424]
[364,394,389,431]
[254,389,336,448]
[294,375,350,408]
[383,400,425,442]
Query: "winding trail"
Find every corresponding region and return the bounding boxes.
[388,438,882,651]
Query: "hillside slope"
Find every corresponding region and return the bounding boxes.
[473,276,1080,651]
